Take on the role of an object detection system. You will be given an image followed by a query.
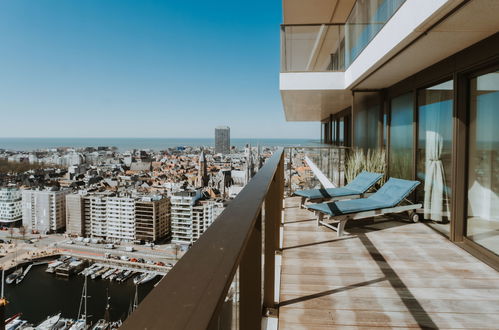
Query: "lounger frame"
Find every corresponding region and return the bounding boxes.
[314,202,422,237]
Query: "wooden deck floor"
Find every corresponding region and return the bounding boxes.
[278,197,499,329]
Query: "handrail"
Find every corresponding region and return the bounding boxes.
[122,148,285,330]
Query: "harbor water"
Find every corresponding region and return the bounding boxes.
[4,264,159,325]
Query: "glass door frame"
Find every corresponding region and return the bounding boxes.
[454,62,499,265]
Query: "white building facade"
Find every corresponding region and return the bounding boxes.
[66,193,170,242]
[22,189,69,233]
[171,190,224,246]
[0,188,22,226]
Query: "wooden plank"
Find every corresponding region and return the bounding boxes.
[278,197,499,329]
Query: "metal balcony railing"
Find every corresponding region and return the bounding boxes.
[121,146,347,330]
[122,149,285,330]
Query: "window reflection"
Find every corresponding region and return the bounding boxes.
[467,71,499,255]
[389,92,413,179]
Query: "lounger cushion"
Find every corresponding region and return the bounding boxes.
[369,178,419,207]
[345,171,383,193]
[293,187,361,200]
[293,171,383,200]
[308,198,385,216]
[307,178,420,216]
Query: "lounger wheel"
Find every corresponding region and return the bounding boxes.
[409,211,419,223]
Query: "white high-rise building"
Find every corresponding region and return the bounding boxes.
[89,196,107,239]
[66,193,170,242]
[171,190,224,246]
[0,188,22,226]
[106,197,136,242]
[171,191,201,245]
[22,189,69,233]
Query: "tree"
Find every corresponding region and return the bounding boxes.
[8,225,14,240]
[19,226,26,241]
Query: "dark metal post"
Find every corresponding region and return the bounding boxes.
[240,212,262,330]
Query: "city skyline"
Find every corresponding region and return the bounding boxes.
[0,0,317,139]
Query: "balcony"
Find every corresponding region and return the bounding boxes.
[279,197,499,328]
[122,148,499,329]
[281,0,407,74]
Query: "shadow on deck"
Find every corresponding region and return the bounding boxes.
[278,197,499,329]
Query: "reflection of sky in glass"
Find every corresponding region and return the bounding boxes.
[475,73,499,145]
[390,92,413,150]
[419,99,453,146]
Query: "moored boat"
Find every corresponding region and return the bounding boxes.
[139,273,157,284]
[6,268,22,285]
[133,273,147,285]
[36,313,61,330]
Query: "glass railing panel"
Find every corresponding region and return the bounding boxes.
[285,147,348,196]
[304,147,347,187]
[285,147,322,195]
[281,24,345,72]
[209,268,239,330]
[345,0,406,67]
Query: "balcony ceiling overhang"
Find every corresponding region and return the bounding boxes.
[281,0,499,122]
[282,0,356,24]
[280,72,351,121]
[281,89,352,121]
[352,0,499,89]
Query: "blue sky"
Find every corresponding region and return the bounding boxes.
[0,0,317,139]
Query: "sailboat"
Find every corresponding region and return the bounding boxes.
[91,289,111,330]
[69,275,90,330]
[127,284,139,317]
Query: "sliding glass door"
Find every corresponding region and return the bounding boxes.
[467,70,499,255]
[417,80,453,236]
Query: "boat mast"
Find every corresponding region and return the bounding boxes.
[77,275,89,325]
[104,288,110,322]
[133,284,138,310]
[84,275,88,326]
[0,269,8,330]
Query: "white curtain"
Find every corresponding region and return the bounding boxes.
[424,109,449,221]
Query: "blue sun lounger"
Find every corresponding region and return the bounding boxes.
[293,171,383,208]
[307,178,422,236]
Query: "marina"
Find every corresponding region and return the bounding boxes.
[3,258,162,327]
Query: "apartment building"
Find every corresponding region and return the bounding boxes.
[280,0,499,267]
[170,191,224,246]
[88,195,108,239]
[192,200,224,243]
[22,189,69,233]
[135,196,170,243]
[65,193,170,242]
[0,188,22,226]
[106,197,136,241]
[65,193,85,236]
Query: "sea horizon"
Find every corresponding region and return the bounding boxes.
[0,137,321,152]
